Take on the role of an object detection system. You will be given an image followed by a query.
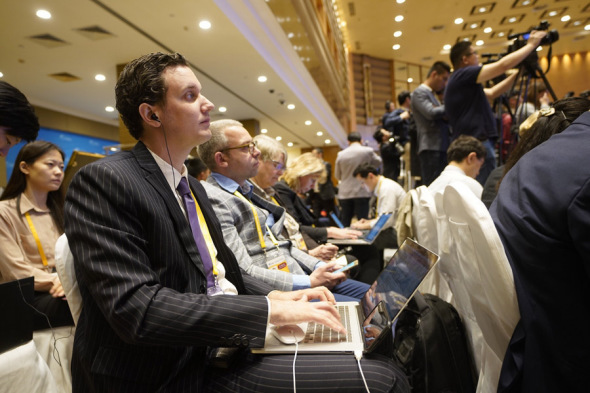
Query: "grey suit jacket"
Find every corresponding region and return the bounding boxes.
[411,84,449,153]
[334,143,382,199]
[204,176,319,291]
[65,142,271,392]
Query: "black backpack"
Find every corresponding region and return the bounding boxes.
[394,292,477,393]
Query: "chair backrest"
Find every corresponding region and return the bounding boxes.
[54,234,82,325]
[442,182,520,393]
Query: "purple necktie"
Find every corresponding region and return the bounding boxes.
[177,177,216,289]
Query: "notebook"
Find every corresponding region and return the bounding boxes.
[252,238,439,355]
[0,277,34,353]
[328,213,393,245]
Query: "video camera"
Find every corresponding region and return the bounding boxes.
[508,20,559,51]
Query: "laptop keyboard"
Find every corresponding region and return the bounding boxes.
[303,305,352,343]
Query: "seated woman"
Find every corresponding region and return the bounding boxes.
[0,141,73,330]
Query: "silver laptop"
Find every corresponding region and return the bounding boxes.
[252,238,439,355]
[328,213,393,246]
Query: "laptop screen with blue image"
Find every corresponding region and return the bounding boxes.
[364,213,392,241]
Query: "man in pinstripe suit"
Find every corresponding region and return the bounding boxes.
[64,52,408,392]
[198,120,370,301]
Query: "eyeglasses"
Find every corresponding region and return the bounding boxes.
[270,160,285,171]
[221,141,257,155]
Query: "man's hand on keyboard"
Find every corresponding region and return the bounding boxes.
[268,299,346,334]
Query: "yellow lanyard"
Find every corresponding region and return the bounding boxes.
[24,212,48,266]
[189,190,218,277]
[233,191,280,251]
[270,196,280,206]
[375,177,383,214]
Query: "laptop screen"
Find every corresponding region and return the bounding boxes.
[360,238,439,324]
[330,212,345,229]
[364,213,392,241]
[0,276,34,353]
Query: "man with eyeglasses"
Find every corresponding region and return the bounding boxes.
[444,30,546,185]
[198,119,370,301]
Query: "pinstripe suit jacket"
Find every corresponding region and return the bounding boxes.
[203,175,319,291]
[64,142,271,393]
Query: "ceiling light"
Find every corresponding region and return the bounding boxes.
[392,44,401,50]
[455,18,464,24]
[324,139,331,144]
[316,131,323,136]
[276,136,282,141]
[586,24,590,31]
[498,32,505,37]
[509,17,517,23]
[261,128,268,134]
[287,142,293,147]
[476,40,484,46]
[470,23,478,29]
[479,7,486,13]
[522,0,531,5]
[305,120,312,125]
[95,74,106,81]
[199,20,212,30]
[443,44,451,50]
[536,46,543,52]
[218,106,227,113]
[395,15,404,22]
[258,75,267,82]
[287,104,295,110]
[287,32,294,38]
[484,27,492,33]
[548,11,557,17]
[105,106,115,112]
[396,0,406,3]
[561,15,571,22]
[407,77,413,83]
[394,31,402,37]
[36,10,51,19]
[0,71,4,78]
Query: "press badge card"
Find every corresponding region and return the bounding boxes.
[266,253,290,272]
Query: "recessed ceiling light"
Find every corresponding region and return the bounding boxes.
[396,0,406,3]
[316,131,323,136]
[484,27,492,33]
[218,106,227,113]
[455,18,464,24]
[476,40,484,46]
[287,104,295,110]
[479,7,486,13]
[287,32,294,38]
[407,77,413,83]
[509,17,517,23]
[276,136,282,141]
[105,106,115,112]
[395,15,404,22]
[548,11,557,17]
[305,120,312,125]
[0,71,4,78]
[287,142,293,147]
[392,44,401,50]
[36,10,51,19]
[95,74,106,81]
[586,24,590,31]
[394,31,402,37]
[199,20,211,30]
[470,23,478,29]
[324,139,331,144]
[261,128,268,134]
[536,46,543,52]
[561,15,571,22]
[498,32,505,37]
[443,44,452,50]
[258,75,267,82]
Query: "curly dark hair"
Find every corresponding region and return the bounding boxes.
[0,81,39,142]
[115,52,188,139]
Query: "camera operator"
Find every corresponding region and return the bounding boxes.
[444,30,546,185]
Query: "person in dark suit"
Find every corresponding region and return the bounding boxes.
[65,52,408,392]
[0,81,39,158]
